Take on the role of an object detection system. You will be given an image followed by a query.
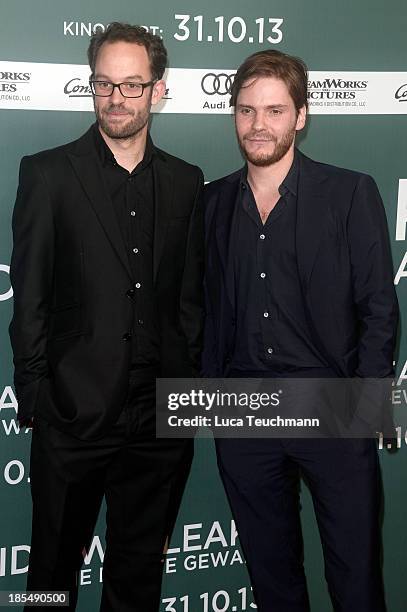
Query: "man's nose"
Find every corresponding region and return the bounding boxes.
[252,110,267,131]
[110,84,126,104]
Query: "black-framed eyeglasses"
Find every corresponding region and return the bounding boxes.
[89,80,156,98]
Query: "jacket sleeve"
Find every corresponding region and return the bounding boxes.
[201,281,221,377]
[345,173,399,436]
[201,186,222,378]
[179,167,205,375]
[348,173,399,378]
[9,155,55,423]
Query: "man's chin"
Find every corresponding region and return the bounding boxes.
[105,129,134,140]
[100,122,141,140]
[243,144,293,167]
[244,152,283,167]
[244,153,267,166]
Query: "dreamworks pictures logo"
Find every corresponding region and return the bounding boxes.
[308,77,368,107]
[0,70,31,102]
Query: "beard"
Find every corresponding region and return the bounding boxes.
[237,125,296,167]
[95,100,150,140]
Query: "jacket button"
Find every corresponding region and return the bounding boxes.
[126,288,135,298]
[122,332,132,341]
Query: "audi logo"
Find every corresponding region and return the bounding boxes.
[201,72,236,96]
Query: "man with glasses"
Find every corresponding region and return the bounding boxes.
[10,22,204,611]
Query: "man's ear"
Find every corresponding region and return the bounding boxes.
[296,105,307,131]
[151,80,166,105]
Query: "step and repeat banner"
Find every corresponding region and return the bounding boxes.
[0,1,406,610]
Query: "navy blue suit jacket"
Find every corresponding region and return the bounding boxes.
[202,151,398,384]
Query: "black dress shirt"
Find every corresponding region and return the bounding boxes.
[93,124,159,367]
[231,151,327,374]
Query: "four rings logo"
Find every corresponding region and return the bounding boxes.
[201,73,236,96]
[395,84,407,102]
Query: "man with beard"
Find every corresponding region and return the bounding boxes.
[203,50,397,611]
[10,23,204,611]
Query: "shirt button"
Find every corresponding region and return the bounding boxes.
[122,332,132,341]
[138,319,144,325]
[267,347,274,354]
[263,312,269,318]
[132,247,139,254]
[130,211,136,217]
[260,234,265,240]
[260,272,266,279]
[126,288,135,298]
[135,282,141,289]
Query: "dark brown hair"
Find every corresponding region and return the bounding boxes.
[87,22,167,81]
[230,50,308,112]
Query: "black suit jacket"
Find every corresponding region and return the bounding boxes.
[202,150,398,383]
[10,127,204,439]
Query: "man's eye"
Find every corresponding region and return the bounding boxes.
[99,82,111,89]
[124,83,140,89]
[240,108,252,114]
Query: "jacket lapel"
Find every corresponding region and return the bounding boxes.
[296,153,331,292]
[214,173,241,311]
[152,154,174,283]
[67,128,132,280]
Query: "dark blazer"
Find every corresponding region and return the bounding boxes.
[10,127,204,439]
[203,150,398,381]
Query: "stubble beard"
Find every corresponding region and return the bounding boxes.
[95,101,151,140]
[238,126,297,167]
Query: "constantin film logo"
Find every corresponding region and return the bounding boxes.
[308,77,368,106]
[395,84,407,102]
[64,77,92,98]
[201,72,235,111]
[0,70,31,102]
[64,77,172,100]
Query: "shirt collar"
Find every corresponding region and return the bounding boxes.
[280,148,299,197]
[240,147,299,197]
[92,122,155,172]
